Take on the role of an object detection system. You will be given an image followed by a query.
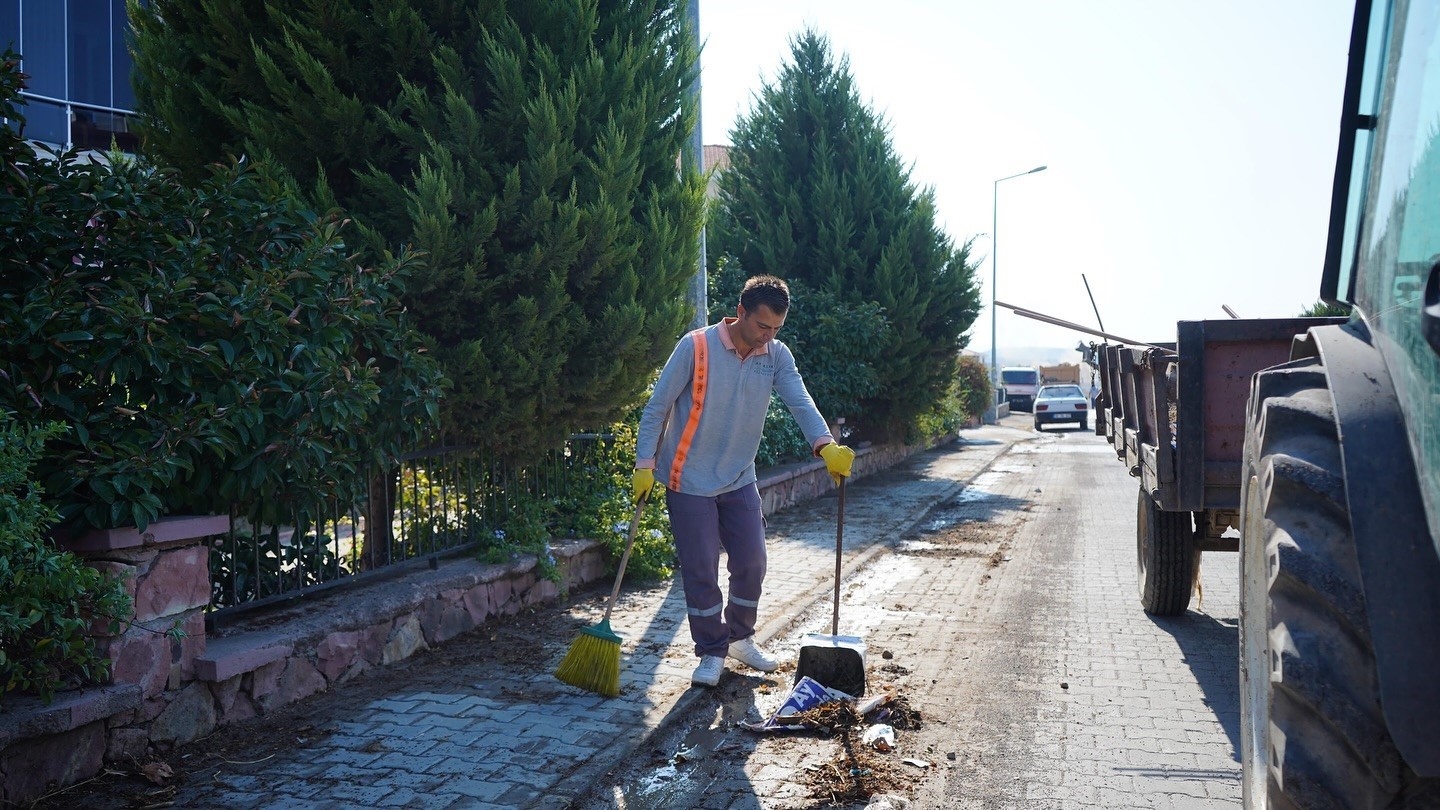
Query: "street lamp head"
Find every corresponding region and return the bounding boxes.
[1029,165,1048,174]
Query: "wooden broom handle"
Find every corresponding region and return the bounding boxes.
[833,478,845,636]
[603,495,648,622]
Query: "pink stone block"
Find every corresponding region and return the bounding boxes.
[136,696,168,723]
[0,722,105,804]
[381,614,426,665]
[132,546,210,622]
[267,658,326,711]
[462,584,493,625]
[194,635,292,682]
[355,623,390,667]
[247,659,286,706]
[222,692,257,724]
[105,631,168,699]
[490,578,515,615]
[510,573,537,611]
[61,514,230,553]
[316,630,363,682]
[105,726,149,762]
[419,595,476,646]
[149,682,216,745]
[207,675,244,717]
[528,578,559,607]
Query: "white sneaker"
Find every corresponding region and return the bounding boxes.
[727,636,779,672]
[692,655,725,686]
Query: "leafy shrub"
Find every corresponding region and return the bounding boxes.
[0,53,444,534]
[208,524,349,609]
[756,396,814,468]
[547,420,676,582]
[0,415,131,704]
[709,259,889,462]
[954,354,993,420]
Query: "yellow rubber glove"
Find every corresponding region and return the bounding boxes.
[819,443,855,486]
[632,468,661,504]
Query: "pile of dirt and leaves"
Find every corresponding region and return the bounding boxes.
[779,691,927,806]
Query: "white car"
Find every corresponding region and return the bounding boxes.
[1033,384,1090,431]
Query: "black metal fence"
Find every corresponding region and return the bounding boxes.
[207,434,613,624]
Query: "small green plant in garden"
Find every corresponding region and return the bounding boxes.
[545,420,676,582]
[0,416,132,704]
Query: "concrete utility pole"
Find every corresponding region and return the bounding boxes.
[986,164,1047,423]
[683,0,708,331]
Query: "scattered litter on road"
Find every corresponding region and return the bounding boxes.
[855,692,893,715]
[901,758,930,769]
[741,676,853,732]
[861,724,896,751]
[864,794,913,809]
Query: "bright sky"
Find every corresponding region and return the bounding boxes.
[698,1,1357,363]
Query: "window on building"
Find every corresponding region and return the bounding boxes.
[0,0,140,151]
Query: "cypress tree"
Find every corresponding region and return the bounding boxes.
[712,29,982,439]
[130,0,704,459]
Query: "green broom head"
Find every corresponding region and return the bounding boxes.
[578,618,621,644]
[555,620,622,697]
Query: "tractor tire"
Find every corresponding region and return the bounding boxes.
[1136,487,1198,615]
[1240,357,1440,808]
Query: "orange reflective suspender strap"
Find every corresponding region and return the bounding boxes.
[669,329,709,491]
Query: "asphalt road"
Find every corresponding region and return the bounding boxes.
[578,413,1242,808]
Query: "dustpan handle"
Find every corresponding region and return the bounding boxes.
[832,478,845,636]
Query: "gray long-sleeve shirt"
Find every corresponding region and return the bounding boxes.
[636,318,833,497]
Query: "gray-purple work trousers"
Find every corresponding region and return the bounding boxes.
[665,483,767,658]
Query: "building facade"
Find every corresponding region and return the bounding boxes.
[1,0,139,151]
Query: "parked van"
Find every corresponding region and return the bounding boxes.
[1000,366,1041,411]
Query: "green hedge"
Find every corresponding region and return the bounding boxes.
[0,51,443,533]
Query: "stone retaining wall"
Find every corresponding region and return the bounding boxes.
[0,435,949,804]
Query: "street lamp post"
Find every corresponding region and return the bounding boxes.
[987,165,1047,423]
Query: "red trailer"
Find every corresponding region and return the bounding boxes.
[1096,317,1344,615]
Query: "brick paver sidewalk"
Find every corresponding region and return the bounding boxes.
[156,426,1026,809]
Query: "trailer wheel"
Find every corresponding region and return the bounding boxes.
[1240,358,1438,808]
[1136,488,1197,615]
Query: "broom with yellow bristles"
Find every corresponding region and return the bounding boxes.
[555,495,648,697]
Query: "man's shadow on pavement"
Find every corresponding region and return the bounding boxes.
[573,668,777,809]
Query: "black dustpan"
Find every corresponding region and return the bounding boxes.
[796,478,866,696]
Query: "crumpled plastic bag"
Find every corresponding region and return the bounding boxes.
[741,676,853,732]
[861,723,896,751]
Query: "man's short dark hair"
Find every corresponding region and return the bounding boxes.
[740,275,790,314]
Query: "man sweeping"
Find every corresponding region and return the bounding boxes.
[633,274,855,687]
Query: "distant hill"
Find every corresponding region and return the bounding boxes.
[995,346,1087,368]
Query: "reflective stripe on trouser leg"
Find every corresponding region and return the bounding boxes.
[717,483,766,644]
[666,484,768,658]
